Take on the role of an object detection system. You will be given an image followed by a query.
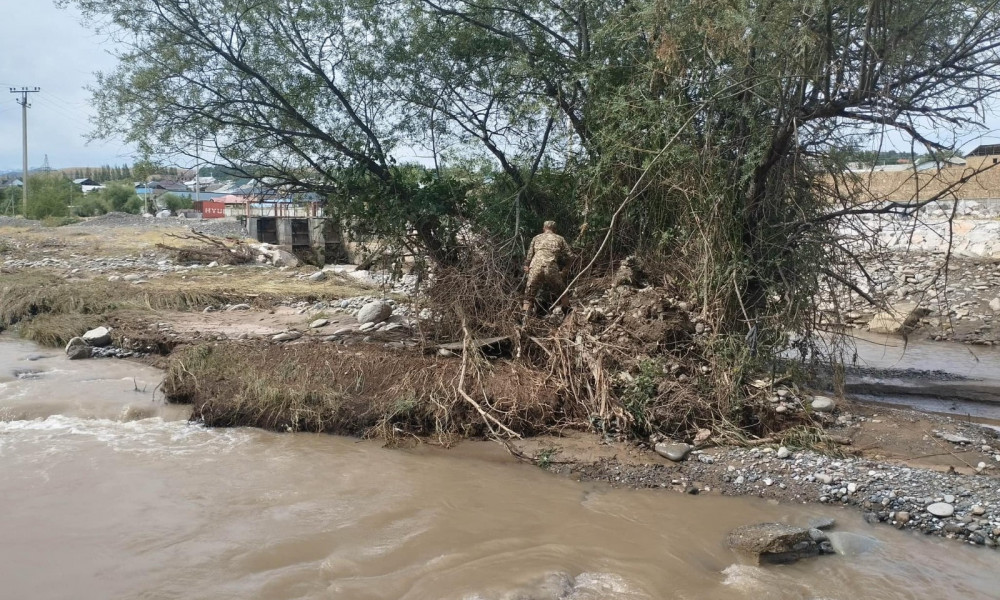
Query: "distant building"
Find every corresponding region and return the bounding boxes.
[183,176,216,189]
[965,144,1000,157]
[73,178,105,194]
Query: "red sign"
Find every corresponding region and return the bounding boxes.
[198,201,226,219]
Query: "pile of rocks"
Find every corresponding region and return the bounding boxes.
[703,442,1000,546]
[64,326,135,360]
[820,252,1000,343]
[323,264,421,295]
[0,216,40,228]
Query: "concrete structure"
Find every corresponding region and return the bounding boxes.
[246,216,345,265]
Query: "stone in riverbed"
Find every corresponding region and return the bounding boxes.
[357,301,392,325]
[727,523,820,564]
[654,442,692,462]
[938,432,974,444]
[807,516,836,530]
[810,396,836,413]
[82,326,112,347]
[926,502,955,518]
[271,331,302,342]
[308,271,327,282]
[776,446,791,459]
[867,302,930,335]
[65,337,91,360]
[309,319,329,329]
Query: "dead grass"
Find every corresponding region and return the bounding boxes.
[0,225,199,258]
[163,341,562,439]
[19,313,106,347]
[0,268,373,347]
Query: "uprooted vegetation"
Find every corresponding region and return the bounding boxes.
[160,252,821,446]
[155,231,256,265]
[163,342,561,442]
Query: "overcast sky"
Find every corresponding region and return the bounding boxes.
[0,2,132,172]
[3,2,1000,174]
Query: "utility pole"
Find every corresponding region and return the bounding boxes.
[10,87,40,216]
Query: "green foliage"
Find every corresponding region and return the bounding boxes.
[65,0,1000,349]
[125,195,144,214]
[40,216,82,227]
[535,447,558,469]
[25,174,73,219]
[161,193,193,213]
[98,183,140,213]
[75,194,109,217]
[621,360,663,436]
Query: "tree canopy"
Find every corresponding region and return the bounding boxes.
[65,0,1000,339]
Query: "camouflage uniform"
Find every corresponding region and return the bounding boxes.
[524,230,573,309]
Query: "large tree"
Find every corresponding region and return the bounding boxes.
[66,0,1000,337]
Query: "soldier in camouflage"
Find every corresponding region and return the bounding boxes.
[523,221,573,314]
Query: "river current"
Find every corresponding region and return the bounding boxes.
[1,336,997,599]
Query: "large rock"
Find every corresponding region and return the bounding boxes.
[357,301,393,325]
[81,326,111,347]
[272,249,299,268]
[65,337,92,360]
[654,442,692,462]
[727,523,820,564]
[867,302,930,335]
[926,502,955,518]
[810,396,836,413]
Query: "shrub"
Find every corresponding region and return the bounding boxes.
[162,193,193,213]
[25,174,72,219]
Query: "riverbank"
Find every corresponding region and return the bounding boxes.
[510,400,1000,548]
[4,218,1000,552]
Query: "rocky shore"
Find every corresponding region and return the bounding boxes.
[536,407,1000,549]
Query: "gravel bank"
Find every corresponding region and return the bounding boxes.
[555,421,1000,549]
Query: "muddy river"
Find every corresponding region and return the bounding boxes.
[1,336,997,599]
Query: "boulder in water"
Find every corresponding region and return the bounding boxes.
[727,523,821,564]
[82,326,112,347]
[65,337,92,360]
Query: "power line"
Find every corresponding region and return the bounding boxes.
[9,87,40,216]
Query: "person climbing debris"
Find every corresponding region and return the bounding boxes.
[523,220,573,314]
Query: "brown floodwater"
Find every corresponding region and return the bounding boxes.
[1,336,998,600]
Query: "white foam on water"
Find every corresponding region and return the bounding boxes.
[566,572,649,599]
[464,571,648,600]
[0,414,251,457]
[722,564,829,599]
[721,564,767,591]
